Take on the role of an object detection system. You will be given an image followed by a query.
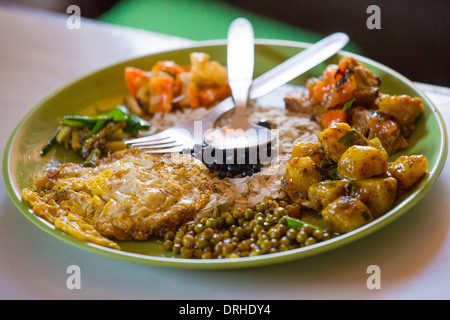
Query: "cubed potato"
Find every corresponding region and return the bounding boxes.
[291,142,324,164]
[377,93,424,126]
[281,157,320,199]
[350,177,397,218]
[389,155,427,189]
[367,113,408,155]
[321,196,373,234]
[368,137,388,160]
[308,180,351,211]
[337,145,388,180]
[317,122,352,163]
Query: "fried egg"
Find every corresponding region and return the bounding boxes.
[22,148,214,250]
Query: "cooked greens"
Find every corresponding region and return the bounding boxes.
[40,105,150,166]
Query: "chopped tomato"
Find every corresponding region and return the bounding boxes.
[197,83,231,107]
[188,83,200,108]
[151,60,185,75]
[318,109,349,129]
[149,76,173,113]
[124,67,150,98]
[306,58,357,110]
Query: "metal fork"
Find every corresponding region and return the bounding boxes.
[126,32,349,153]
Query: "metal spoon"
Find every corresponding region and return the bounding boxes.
[204,18,272,150]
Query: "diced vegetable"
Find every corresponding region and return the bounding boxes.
[388,155,427,189]
[367,113,408,154]
[123,53,230,114]
[190,52,228,87]
[337,145,388,180]
[285,56,422,156]
[308,180,351,211]
[283,126,426,234]
[377,94,423,126]
[40,105,150,166]
[124,67,151,98]
[321,196,373,234]
[317,122,352,163]
[350,177,397,218]
[318,109,349,129]
[291,142,324,164]
[149,76,174,114]
[281,157,320,199]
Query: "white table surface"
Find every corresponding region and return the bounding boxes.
[1,5,449,300]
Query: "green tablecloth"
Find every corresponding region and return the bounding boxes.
[99,0,358,53]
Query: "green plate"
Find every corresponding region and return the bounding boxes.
[3,40,447,269]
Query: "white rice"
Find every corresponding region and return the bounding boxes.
[143,104,321,217]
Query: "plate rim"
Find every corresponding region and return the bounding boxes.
[3,39,448,269]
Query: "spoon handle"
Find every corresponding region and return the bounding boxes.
[203,32,349,125]
[227,18,254,129]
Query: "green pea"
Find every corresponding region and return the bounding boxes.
[222,243,234,256]
[252,224,264,235]
[268,227,281,239]
[270,238,279,248]
[205,218,217,229]
[233,227,245,239]
[279,236,291,246]
[278,224,287,236]
[225,215,235,226]
[233,209,244,219]
[231,236,240,245]
[164,231,175,241]
[203,227,214,239]
[296,230,307,244]
[312,229,324,241]
[163,239,173,251]
[194,249,203,259]
[182,234,195,248]
[201,251,212,259]
[196,235,208,249]
[216,217,224,229]
[175,230,185,241]
[286,228,297,241]
[214,242,224,255]
[180,247,193,259]
[274,207,287,218]
[250,249,262,256]
[305,237,317,246]
[172,243,181,254]
[222,230,231,239]
[255,215,265,226]
[322,232,331,241]
[244,208,255,220]
[194,223,204,234]
[260,240,271,253]
[256,203,268,213]
[269,247,278,254]
[301,224,313,235]
[240,251,250,257]
[238,240,251,252]
[210,233,222,245]
[237,217,246,227]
